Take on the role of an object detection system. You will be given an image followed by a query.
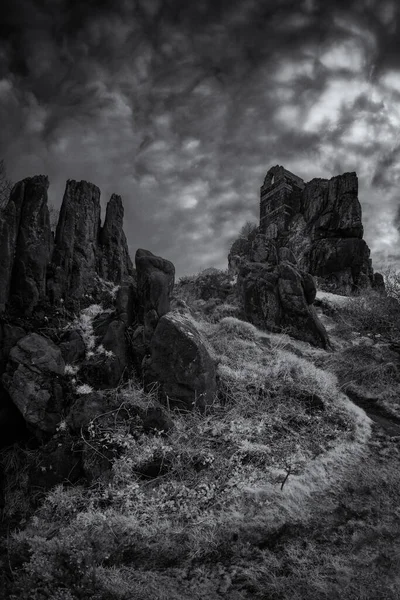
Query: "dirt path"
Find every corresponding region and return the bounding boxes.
[345,387,400,437]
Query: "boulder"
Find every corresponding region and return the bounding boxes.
[130,325,147,373]
[67,391,120,432]
[135,249,175,324]
[116,277,137,326]
[2,333,65,434]
[59,330,86,365]
[238,260,329,348]
[277,263,330,348]
[144,313,217,410]
[67,390,173,435]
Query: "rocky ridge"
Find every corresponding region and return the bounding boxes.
[0,176,217,454]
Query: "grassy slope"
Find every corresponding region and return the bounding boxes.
[2,278,400,599]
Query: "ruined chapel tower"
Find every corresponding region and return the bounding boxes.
[259,165,305,235]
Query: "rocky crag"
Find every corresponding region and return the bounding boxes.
[227,165,386,348]
[229,165,384,295]
[0,176,217,459]
[0,166,383,494]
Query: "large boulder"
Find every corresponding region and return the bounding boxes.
[238,260,329,348]
[135,249,175,344]
[2,333,65,434]
[135,249,175,322]
[144,313,217,410]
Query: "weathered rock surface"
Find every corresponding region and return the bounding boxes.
[10,177,52,313]
[48,180,102,302]
[135,249,175,322]
[0,176,51,313]
[144,312,217,410]
[135,248,175,346]
[58,330,86,365]
[0,176,135,315]
[80,318,130,389]
[230,165,380,294]
[101,319,129,386]
[116,277,137,326]
[67,391,120,432]
[238,258,329,348]
[99,194,134,283]
[47,181,134,305]
[2,333,65,434]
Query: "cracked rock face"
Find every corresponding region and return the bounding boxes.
[143,312,217,411]
[0,176,51,314]
[237,257,329,348]
[230,166,380,295]
[48,179,102,302]
[2,333,65,434]
[99,194,134,284]
[47,181,134,304]
[135,248,175,344]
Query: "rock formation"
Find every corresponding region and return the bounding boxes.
[0,176,51,313]
[48,181,134,304]
[230,165,381,295]
[143,313,217,410]
[0,176,134,314]
[135,248,175,344]
[237,251,330,348]
[2,333,65,435]
[99,194,134,283]
[48,179,102,302]
[132,249,217,410]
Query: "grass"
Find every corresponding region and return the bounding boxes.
[2,276,400,599]
[2,306,372,599]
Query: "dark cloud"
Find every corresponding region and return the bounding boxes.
[1,0,400,274]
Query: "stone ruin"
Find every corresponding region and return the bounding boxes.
[230,165,384,295]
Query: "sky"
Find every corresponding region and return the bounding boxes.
[1,0,400,277]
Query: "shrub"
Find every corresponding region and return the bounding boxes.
[330,290,400,341]
[217,316,258,341]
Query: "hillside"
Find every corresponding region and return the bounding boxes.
[0,169,400,599]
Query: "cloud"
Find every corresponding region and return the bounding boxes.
[1,0,400,275]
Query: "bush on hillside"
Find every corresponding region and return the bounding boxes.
[176,268,234,303]
[334,290,400,341]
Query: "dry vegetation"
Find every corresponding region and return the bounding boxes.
[2,269,400,599]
